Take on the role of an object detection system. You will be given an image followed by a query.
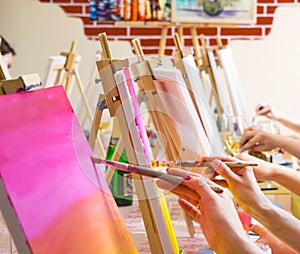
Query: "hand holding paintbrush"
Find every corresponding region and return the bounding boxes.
[91,156,257,192]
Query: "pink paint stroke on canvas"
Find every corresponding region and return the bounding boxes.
[0,86,137,254]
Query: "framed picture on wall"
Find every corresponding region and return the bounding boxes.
[171,0,257,24]
[90,0,172,22]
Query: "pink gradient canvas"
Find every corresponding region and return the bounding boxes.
[0,86,137,254]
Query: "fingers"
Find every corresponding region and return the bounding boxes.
[239,129,256,148]
[211,179,228,188]
[165,167,192,177]
[239,130,266,152]
[211,160,240,183]
[156,179,200,205]
[182,171,227,205]
[178,198,201,222]
[256,104,271,116]
[250,224,267,236]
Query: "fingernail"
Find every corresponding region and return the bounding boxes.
[184,175,191,180]
[212,186,223,193]
[211,159,220,168]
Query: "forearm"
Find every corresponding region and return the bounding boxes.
[252,202,300,253]
[276,115,300,135]
[216,234,263,254]
[275,135,300,160]
[268,164,300,195]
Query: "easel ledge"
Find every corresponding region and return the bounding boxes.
[0,73,42,95]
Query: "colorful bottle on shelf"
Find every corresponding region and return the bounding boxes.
[107,118,133,206]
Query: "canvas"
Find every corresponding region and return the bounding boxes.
[172,0,256,24]
[0,86,137,254]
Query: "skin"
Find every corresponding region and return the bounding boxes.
[239,127,300,160]
[157,159,300,253]
[237,152,300,196]
[156,166,262,254]
[256,104,300,135]
[240,104,300,159]
[211,160,300,253]
[250,224,297,254]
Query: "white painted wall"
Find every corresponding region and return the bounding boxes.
[229,6,300,134]
[0,0,134,87]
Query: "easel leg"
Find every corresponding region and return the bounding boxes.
[75,70,106,158]
[177,25,184,46]
[158,26,168,58]
[190,27,202,68]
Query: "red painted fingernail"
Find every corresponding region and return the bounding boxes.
[213,187,223,193]
[184,175,191,180]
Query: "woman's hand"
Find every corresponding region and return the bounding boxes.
[250,224,297,254]
[236,152,276,181]
[255,104,278,120]
[156,166,262,254]
[239,127,279,153]
[211,159,272,217]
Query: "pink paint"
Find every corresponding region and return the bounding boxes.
[0,86,137,253]
[124,67,151,166]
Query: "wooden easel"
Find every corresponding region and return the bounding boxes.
[47,41,106,158]
[131,38,204,237]
[116,21,170,58]
[94,32,180,254]
[0,51,42,96]
[172,33,224,155]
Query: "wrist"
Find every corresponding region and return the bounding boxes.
[248,197,275,224]
[217,235,262,254]
[245,193,274,219]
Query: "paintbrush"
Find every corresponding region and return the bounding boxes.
[151,160,258,168]
[92,157,224,193]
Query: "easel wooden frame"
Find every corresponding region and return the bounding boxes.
[0,52,42,96]
[116,21,170,59]
[172,33,224,155]
[46,41,106,158]
[94,32,180,254]
[131,38,209,237]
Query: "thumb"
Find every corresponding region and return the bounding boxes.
[211,159,239,183]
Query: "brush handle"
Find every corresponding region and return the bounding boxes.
[152,160,257,168]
